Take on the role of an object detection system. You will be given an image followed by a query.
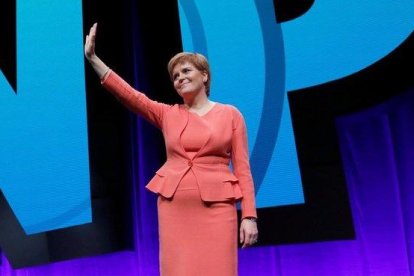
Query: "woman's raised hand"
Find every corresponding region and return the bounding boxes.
[83,22,110,79]
[84,22,98,60]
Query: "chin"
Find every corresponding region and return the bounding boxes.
[180,90,196,96]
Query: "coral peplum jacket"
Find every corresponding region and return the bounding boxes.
[102,70,257,218]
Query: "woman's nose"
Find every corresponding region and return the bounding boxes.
[177,74,185,82]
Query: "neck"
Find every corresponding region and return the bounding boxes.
[183,91,210,109]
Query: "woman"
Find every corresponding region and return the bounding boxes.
[85,22,258,276]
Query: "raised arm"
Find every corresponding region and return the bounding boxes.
[84,22,110,80]
[83,22,169,128]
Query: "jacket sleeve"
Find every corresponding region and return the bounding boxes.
[231,107,257,219]
[101,70,170,129]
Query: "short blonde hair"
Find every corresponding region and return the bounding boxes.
[167,52,211,96]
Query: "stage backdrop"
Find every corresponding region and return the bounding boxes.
[1,0,414,275]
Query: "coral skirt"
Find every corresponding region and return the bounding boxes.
[157,170,237,276]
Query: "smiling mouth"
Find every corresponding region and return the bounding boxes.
[180,83,190,88]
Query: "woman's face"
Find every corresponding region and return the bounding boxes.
[172,62,208,97]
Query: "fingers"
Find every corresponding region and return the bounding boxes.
[89,23,97,42]
[240,220,258,248]
[239,227,245,246]
[85,23,97,42]
[85,34,91,51]
[91,23,97,38]
[84,23,98,58]
[242,232,258,248]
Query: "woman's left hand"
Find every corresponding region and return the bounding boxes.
[240,218,258,248]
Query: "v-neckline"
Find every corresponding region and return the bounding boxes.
[187,102,218,118]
